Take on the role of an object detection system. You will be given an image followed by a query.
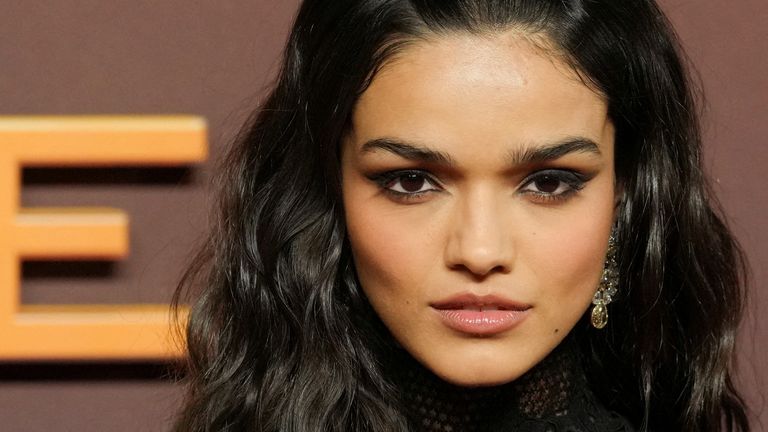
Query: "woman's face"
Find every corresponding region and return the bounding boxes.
[341,32,616,386]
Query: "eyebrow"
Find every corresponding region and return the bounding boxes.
[359,136,601,166]
[507,137,601,165]
[361,137,455,165]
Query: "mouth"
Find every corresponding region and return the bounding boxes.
[430,293,532,311]
[430,293,531,336]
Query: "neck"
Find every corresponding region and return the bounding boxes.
[388,336,597,431]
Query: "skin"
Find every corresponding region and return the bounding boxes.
[341,31,617,387]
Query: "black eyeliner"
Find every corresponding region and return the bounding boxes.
[517,168,597,203]
[365,169,443,202]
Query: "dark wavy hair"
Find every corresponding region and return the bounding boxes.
[172,0,750,430]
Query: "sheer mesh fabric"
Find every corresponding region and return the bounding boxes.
[392,339,636,432]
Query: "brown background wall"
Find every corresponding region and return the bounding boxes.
[0,1,765,430]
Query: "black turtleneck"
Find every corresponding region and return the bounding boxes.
[390,337,637,432]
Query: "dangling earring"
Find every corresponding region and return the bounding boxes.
[591,229,619,329]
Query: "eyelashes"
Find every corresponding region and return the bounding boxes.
[368,170,441,199]
[366,168,592,204]
[518,169,589,202]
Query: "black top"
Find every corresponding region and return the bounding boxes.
[392,338,637,432]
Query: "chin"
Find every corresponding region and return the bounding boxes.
[421,351,534,388]
[434,367,527,388]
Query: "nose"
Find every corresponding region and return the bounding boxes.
[444,190,514,278]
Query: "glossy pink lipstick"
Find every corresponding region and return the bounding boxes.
[430,293,531,336]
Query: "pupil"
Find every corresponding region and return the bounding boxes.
[534,176,560,193]
[400,174,425,192]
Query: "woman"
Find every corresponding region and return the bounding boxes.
[173,0,750,430]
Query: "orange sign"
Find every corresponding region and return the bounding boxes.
[0,116,206,361]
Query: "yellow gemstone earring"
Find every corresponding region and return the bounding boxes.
[591,230,618,329]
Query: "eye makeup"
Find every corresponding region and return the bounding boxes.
[366,169,443,202]
[365,166,597,205]
[517,168,595,204]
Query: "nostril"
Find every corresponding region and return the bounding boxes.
[450,260,511,279]
[444,207,514,277]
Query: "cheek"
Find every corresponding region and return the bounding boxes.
[522,196,614,323]
[343,188,440,307]
[537,219,607,281]
[347,217,410,289]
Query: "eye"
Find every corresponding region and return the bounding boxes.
[519,169,586,200]
[385,172,440,194]
[368,170,442,197]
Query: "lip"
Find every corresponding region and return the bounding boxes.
[430,293,531,336]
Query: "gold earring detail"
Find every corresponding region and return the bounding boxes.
[591,231,618,329]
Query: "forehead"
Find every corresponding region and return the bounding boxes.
[348,32,611,157]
